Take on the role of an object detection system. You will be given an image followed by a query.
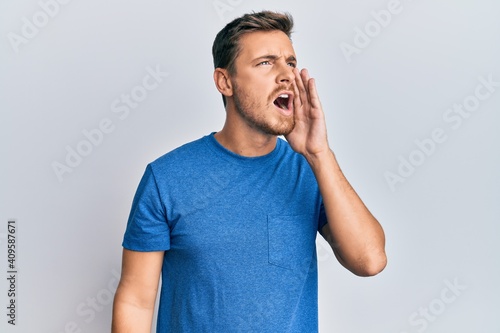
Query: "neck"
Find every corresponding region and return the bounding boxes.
[214,106,277,157]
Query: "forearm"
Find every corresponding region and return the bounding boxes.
[112,286,156,333]
[307,149,386,276]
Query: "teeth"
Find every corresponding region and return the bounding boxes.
[274,93,290,110]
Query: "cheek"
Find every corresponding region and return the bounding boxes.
[234,75,272,105]
[238,87,262,105]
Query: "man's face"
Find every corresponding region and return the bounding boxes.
[230,30,297,136]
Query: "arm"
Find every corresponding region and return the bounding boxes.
[313,150,386,276]
[286,68,386,277]
[112,249,164,332]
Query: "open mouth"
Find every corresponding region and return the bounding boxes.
[273,93,291,111]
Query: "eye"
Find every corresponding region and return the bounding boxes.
[258,61,271,66]
[287,62,297,68]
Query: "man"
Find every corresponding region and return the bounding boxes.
[112,11,386,333]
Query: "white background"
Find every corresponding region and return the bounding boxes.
[1,0,499,332]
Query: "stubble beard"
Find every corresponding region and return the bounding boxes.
[233,83,295,136]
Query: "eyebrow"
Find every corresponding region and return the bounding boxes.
[253,54,297,63]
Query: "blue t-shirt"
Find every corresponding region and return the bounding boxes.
[123,133,327,332]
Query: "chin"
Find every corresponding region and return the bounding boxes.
[262,119,295,136]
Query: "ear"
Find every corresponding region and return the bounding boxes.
[213,68,233,98]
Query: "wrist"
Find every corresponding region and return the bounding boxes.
[304,148,336,171]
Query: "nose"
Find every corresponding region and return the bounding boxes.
[276,62,294,84]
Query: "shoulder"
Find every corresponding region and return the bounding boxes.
[137,136,213,186]
[277,137,309,166]
[150,135,210,170]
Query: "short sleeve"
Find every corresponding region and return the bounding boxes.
[318,200,328,232]
[122,164,171,251]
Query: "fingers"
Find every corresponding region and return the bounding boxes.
[300,68,311,97]
[299,68,322,109]
[294,68,309,105]
[293,68,308,119]
[307,78,322,109]
[294,68,321,116]
[292,68,303,108]
[292,69,302,118]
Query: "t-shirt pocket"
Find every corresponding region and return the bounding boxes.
[267,214,316,270]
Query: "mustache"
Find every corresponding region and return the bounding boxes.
[269,85,294,101]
